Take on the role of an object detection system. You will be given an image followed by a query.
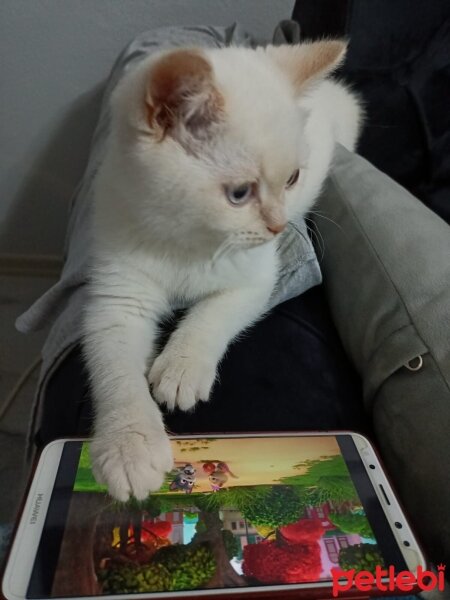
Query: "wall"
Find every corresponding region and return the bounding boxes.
[0,0,295,257]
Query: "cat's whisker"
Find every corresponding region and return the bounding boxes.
[305,217,325,261]
[212,237,234,263]
[308,210,343,232]
[211,240,227,263]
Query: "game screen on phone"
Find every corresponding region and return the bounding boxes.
[27,435,406,597]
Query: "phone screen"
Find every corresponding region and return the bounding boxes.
[27,435,406,598]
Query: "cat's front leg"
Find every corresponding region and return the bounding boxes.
[83,293,173,501]
[148,283,274,411]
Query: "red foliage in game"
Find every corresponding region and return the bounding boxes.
[141,520,172,539]
[243,540,323,584]
[279,518,325,544]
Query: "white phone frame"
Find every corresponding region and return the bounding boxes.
[2,432,427,600]
[3,439,64,600]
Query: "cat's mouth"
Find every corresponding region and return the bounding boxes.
[212,232,272,261]
[236,232,272,247]
[230,237,271,252]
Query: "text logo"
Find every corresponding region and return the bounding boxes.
[29,493,44,525]
[332,564,446,596]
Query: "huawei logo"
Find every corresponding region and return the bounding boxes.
[29,493,44,524]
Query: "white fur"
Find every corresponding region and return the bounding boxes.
[82,44,362,501]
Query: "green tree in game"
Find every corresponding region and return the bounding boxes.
[241,486,304,527]
[338,543,384,573]
[329,513,374,539]
[101,544,216,593]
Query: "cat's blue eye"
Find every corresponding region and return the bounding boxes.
[225,183,253,206]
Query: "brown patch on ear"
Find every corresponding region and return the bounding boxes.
[266,40,347,93]
[146,49,224,141]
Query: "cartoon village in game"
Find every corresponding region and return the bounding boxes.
[50,436,384,596]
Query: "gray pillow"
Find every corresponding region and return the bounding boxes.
[314,144,450,567]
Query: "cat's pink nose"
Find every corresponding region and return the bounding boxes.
[267,222,286,235]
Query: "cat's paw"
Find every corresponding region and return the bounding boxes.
[148,350,217,411]
[90,425,174,501]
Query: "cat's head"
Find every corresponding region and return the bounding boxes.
[111,42,346,254]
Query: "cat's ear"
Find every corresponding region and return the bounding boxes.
[266,40,347,93]
[145,49,224,142]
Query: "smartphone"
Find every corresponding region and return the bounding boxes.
[2,432,426,600]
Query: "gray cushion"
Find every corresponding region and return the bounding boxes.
[314,144,450,566]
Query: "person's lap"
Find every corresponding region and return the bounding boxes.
[35,285,370,447]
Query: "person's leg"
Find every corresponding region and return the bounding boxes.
[35,349,93,447]
[36,285,370,448]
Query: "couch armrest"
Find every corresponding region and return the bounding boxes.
[313,144,450,568]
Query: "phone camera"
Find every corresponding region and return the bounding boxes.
[369,464,376,470]
[403,540,411,547]
[395,522,403,529]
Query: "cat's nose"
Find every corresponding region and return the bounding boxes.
[267,222,286,235]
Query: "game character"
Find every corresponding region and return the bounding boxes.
[169,472,195,493]
[216,461,238,478]
[177,463,196,477]
[202,461,216,475]
[206,461,238,491]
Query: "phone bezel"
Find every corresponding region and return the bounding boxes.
[350,432,425,574]
[2,439,65,600]
[2,432,427,600]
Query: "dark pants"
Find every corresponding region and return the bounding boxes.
[36,285,371,448]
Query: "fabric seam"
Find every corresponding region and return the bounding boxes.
[328,170,450,396]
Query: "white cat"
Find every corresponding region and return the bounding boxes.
[82,41,362,501]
